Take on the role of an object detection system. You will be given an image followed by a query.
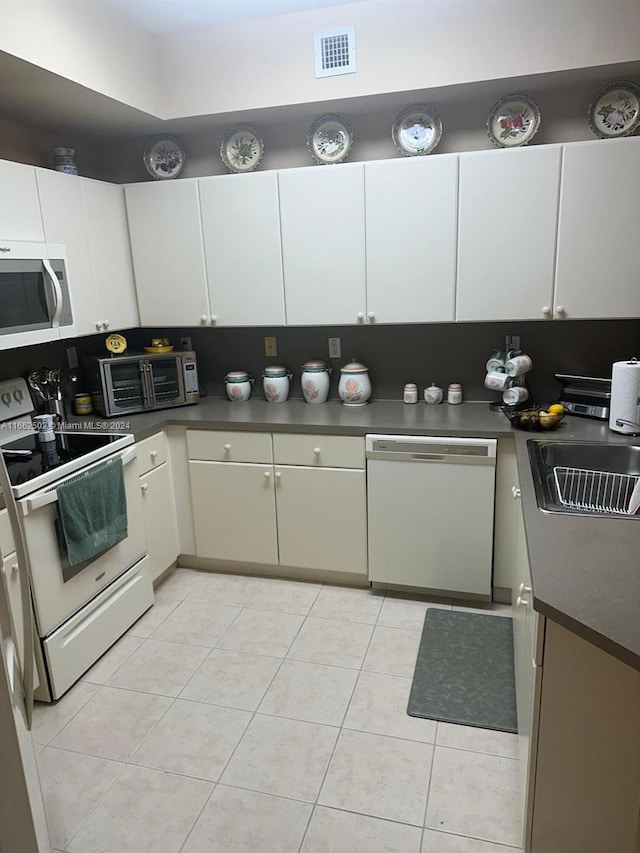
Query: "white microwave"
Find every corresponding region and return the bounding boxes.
[0,241,76,349]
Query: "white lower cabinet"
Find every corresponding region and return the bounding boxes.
[140,462,180,582]
[189,461,279,565]
[275,466,367,575]
[187,431,367,576]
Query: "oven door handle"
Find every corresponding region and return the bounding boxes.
[19,446,138,516]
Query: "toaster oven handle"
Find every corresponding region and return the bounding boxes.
[19,446,138,515]
[43,258,63,328]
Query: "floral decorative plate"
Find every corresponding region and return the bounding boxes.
[143,135,186,180]
[392,104,442,156]
[307,114,353,165]
[220,125,264,173]
[486,94,541,148]
[588,81,640,139]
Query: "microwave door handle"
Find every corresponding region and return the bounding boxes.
[42,258,63,328]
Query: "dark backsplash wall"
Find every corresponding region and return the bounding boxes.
[2,319,639,406]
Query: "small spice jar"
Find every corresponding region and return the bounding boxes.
[73,393,93,415]
[225,371,253,402]
[447,383,463,404]
[424,382,443,404]
[403,383,418,404]
[262,365,292,403]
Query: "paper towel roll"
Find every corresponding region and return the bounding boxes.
[609,358,640,435]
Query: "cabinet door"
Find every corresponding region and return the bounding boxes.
[125,181,209,327]
[555,138,640,319]
[140,463,179,582]
[189,461,278,565]
[200,173,285,326]
[275,466,367,575]
[83,179,139,332]
[36,168,99,336]
[279,164,366,325]
[0,551,39,692]
[0,159,45,242]
[456,147,561,321]
[365,156,457,323]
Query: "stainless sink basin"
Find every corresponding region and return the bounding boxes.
[527,440,640,517]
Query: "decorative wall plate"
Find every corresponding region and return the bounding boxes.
[307,114,353,164]
[486,94,541,148]
[391,104,442,156]
[220,125,264,173]
[143,135,186,180]
[588,81,640,139]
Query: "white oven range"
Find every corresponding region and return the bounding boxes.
[0,378,153,701]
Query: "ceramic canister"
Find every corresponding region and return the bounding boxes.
[225,371,253,402]
[52,147,78,175]
[338,360,371,406]
[263,365,292,403]
[301,360,331,404]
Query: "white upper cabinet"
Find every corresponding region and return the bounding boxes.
[125,180,209,327]
[0,159,45,242]
[36,168,99,336]
[456,146,561,322]
[82,179,139,333]
[365,155,458,324]
[279,164,366,326]
[554,138,640,320]
[199,172,285,326]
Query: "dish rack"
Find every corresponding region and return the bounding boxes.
[554,467,640,515]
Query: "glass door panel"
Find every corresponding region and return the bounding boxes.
[149,357,183,406]
[104,361,145,413]
[0,261,50,331]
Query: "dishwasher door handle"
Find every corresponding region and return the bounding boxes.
[410,453,448,461]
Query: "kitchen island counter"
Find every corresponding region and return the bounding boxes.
[43,400,640,671]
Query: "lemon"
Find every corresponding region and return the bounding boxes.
[548,403,565,415]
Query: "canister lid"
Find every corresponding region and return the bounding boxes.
[225,371,250,382]
[340,359,368,374]
[448,383,462,390]
[263,365,289,378]
[302,360,328,373]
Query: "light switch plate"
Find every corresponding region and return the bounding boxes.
[180,336,192,351]
[66,346,79,369]
[265,336,278,357]
[328,337,341,359]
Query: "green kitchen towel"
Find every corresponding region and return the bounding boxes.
[56,458,127,567]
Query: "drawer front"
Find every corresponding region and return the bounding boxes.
[136,431,168,476]
[187,430,272,463]
[0,508,16,557]
[273,433,364,468]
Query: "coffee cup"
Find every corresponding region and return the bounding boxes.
[485,351,505,373]
[484,371,510,391]
[505,353,533,377]
[503,386,530,405]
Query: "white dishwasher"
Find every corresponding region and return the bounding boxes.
[366,434,497,597]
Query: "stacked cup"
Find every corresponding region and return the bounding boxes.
[484,350,533,405]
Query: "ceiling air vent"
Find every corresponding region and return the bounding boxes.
[314,26,356,78]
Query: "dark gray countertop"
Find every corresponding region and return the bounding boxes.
[9,399,640,670]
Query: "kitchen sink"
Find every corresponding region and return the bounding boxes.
[527,440,640,517]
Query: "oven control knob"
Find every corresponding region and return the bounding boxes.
[141,483,148,492]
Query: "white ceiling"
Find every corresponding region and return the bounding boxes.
[107,0,371,33]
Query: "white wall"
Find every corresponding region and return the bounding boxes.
[0,0,163,117]
[158,0,640,119]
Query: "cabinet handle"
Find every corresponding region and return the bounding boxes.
[512,486,521,499]
[555,305,566,317]
[103,320,110,329]
[10,563,18,578]
[356,313,364,322]
[264,471,271,479]
[516,595,530,608]
[210,315,217,325]
[95,321,103,331]
[150,450,158,459]
[518,583,532,596]
[141,483,148,492]
[542,306,551,316]
[367,312,376,322]
[274,472,281,480]
[313,447,321,456]
[224,443,231,452]
[200,315,208,324]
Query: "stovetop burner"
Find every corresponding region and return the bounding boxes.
[1,432,128,489]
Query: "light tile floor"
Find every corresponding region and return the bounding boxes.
[34,569,522,853]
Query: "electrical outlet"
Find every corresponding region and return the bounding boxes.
[179,336,192,352]
[66,346,78,370]
[328,337,341,359]
[264,336,278,357]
